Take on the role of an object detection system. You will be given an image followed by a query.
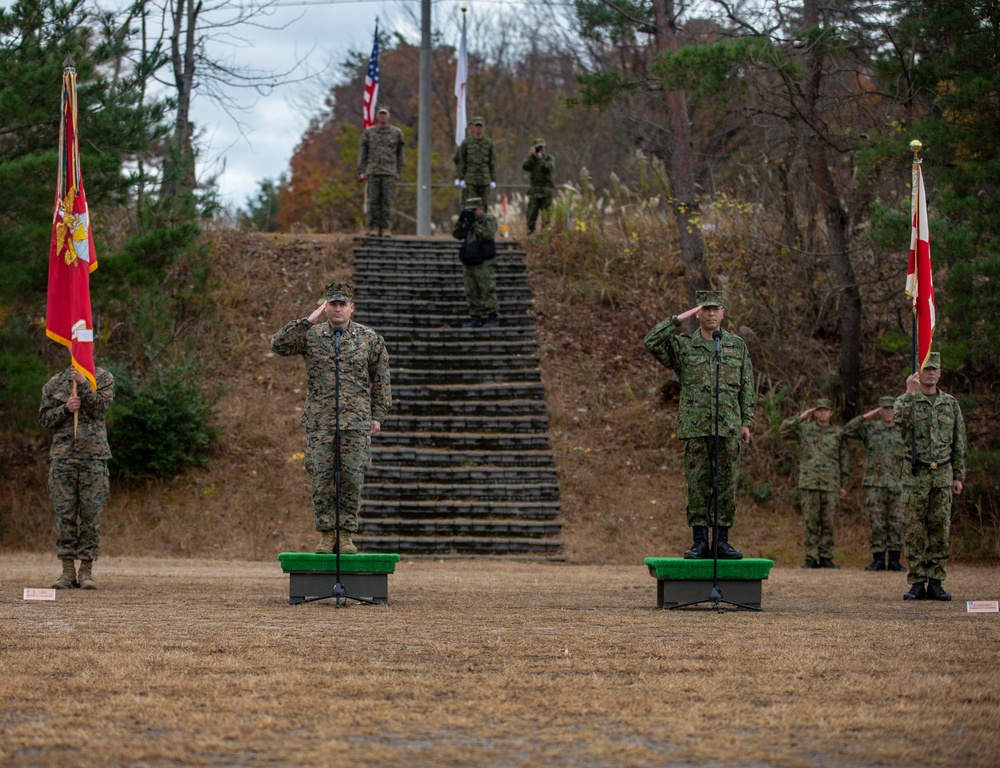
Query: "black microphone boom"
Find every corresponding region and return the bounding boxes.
[712,329,722,359]
[333,325,344,354]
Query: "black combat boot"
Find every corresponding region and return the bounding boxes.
[801,558,820,569]
[462,316,483,329]
[481,314,500,328]
[886,551,906,572]
[712,527,744,560]
[904,582,926,600]
[819,557,840,569]
[926,578,952,601]
[683,526,710,559]
[864,551,886,571]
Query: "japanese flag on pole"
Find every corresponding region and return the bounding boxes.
[905,161,935,370]
[46,63,98,391]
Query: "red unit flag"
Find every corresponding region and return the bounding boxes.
[906,160,935,370]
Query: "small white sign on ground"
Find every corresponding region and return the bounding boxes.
[24,588,57,601]
[966,600,999,614]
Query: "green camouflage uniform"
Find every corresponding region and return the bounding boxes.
[271,319,391,533]
[780,417,849,562]
[843,415,905,554]
[893,390,966,585]
[454,136,496,208]
[522,151,555,233]
[643,317,754,528]
[37,367,115,561]
[453,211,499,320]
[358,124,405,230]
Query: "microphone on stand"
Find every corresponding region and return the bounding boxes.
[333,325,344,355]
[712,329,722,360]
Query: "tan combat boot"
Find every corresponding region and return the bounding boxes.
[339,530,359,555]
[77,560,97,589]
[51,559,77,589]
[314,531,336,554]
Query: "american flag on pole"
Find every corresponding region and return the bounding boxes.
[906,159,935,369]
[362,23,380,129]
[46,61,98,392]
[454,12,468,146]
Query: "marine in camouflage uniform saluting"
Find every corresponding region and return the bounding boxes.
[843,396,906,572]
[781,398,850,570]
[893,352,966,602]
[453,196,499,328]
[358,105,405,237]
[454,116,497,209]
[521,138,555,234]
[271,282,391,555]
[38,366,115,590]
[643,291,754,560]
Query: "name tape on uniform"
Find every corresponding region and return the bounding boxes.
[24,588,56,601]
[966,600,999,614]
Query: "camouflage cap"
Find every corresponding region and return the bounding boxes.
[326,281,354,302]
[534,137,546,146]
[471,116,485,125]
[878,396,896,408]
[377,105,389,114]
[923,351,941,369]
[814,397,833,410]
[695,290,725,308]
[465,197,483,207]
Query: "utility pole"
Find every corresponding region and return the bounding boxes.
[416,0,432,235]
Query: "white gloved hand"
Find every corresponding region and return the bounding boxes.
[490,181,496,189]
[454,179,461,186]
[460,180,467,188]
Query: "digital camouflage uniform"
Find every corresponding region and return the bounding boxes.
[843,407,905,555]
[453,208,499,322]
[780,414,850,563]
[358,123,405,232]
[454,134,496,209]
[643,313,754,529]
[893,387,966,587]
[522,145,555,233]
[37,367,115,562]
[271,317,391,534]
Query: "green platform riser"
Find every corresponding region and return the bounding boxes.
[644,557,775,581]
[279,552,400,574]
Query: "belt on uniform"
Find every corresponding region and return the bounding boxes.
[906,457,951,470]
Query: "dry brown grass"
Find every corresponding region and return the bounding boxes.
[2,555,999,767]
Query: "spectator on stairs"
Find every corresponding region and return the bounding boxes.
[453,197,500,329]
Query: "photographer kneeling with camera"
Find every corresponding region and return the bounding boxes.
[452,197,499,329]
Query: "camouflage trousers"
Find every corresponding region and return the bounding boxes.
[526,196,552,234]
[463,184,492,210]
[464,259,498,319]
[304,429,372,533]
[902,476,952,584]
[368,175,397,230]
[683,436,741,528]
[800,489,838,561]
[48,458,109,561]
[864,486,905,553]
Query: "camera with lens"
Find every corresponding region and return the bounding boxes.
[534,145,544,154]
[459,207,476,224]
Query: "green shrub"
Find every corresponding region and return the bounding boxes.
[108,364,219,478]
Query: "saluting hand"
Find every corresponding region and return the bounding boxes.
[799,407,817,420]
[308,302,327,324]
[677,305,702,322]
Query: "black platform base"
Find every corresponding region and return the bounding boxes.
[656,578,762,609]
[287,572,389,605]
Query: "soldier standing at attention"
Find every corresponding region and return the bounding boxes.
[643,292,754,560]
[453,197,499,329]
[454,116,497,209]
[38,366,115,589]
[781,399,850,569]
[843,396,906,572]
[894,352,966,601]
[271,282,391,555]
[522,138,555,234]
[358,105,405,237]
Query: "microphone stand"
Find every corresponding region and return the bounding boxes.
[669,329,761,613]
[301,324,379,608]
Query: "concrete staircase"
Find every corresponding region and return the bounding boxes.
[351,236,563,558]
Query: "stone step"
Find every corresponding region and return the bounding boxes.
[357,297,534,314]
[391,368,542,385]
[352,534,563,555]
[392,354,541,371]
[358,518,562,538]
[372,447,555,467]
[366,465,558,484]
[389,339,538,356]
[354,257,526,272]
[379,326,538,342]
[363,482,560,501]
[390,382,547,401]
[388,399,546,417]
[358,312,535,328]
[355,286,530,301]
[361,499,561,519]
[384,414,549,434]
[378,431,553,450]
